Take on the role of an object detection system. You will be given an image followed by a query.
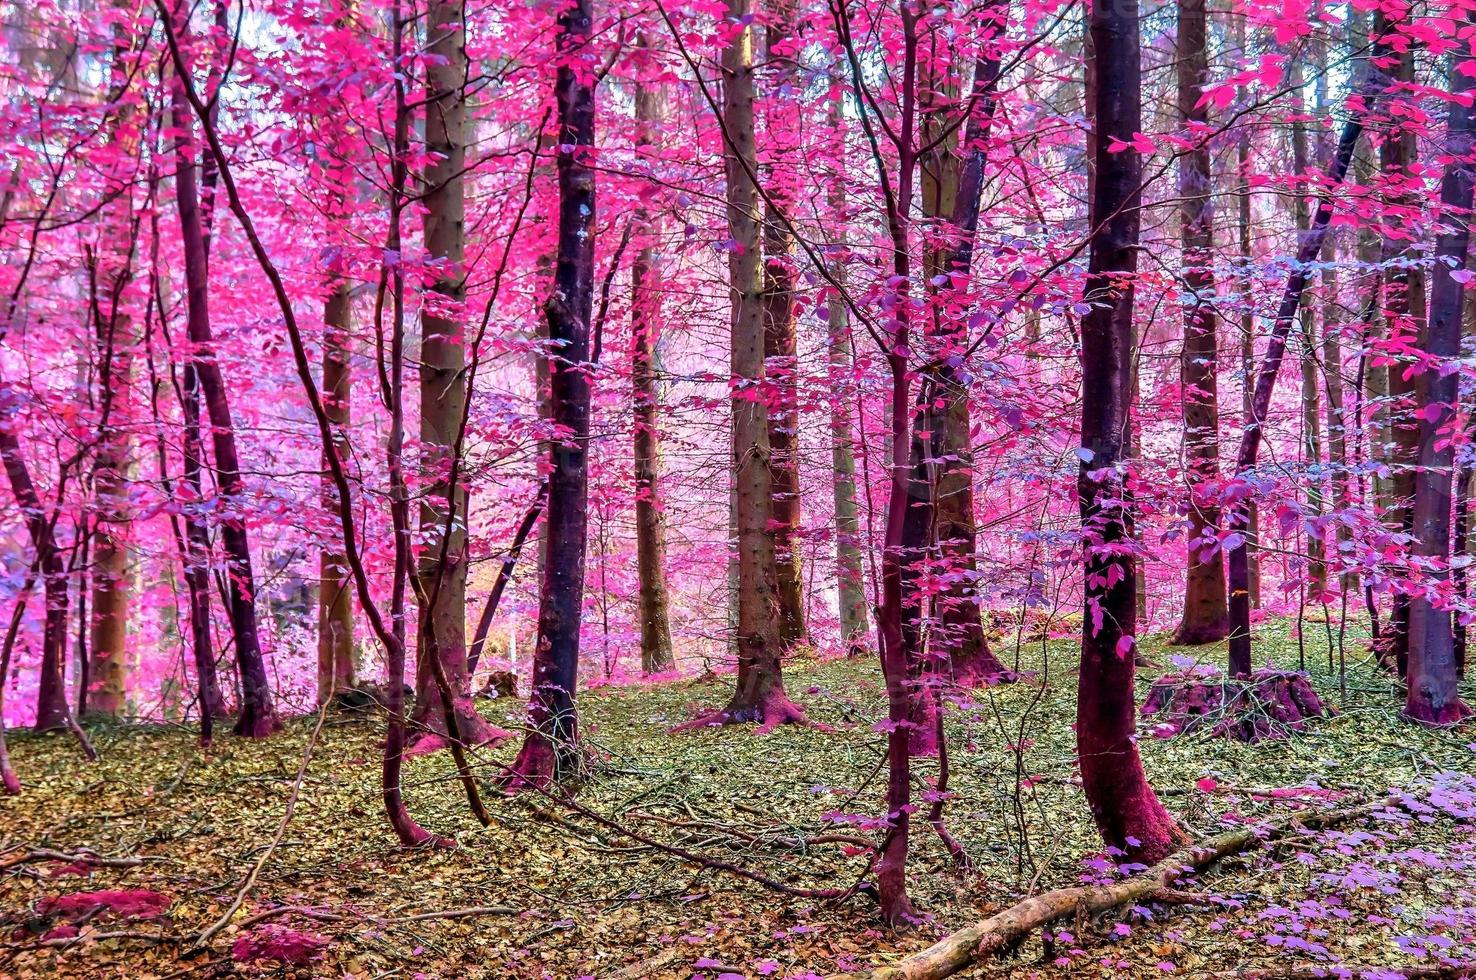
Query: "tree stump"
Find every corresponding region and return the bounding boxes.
[1142,668,1333,742]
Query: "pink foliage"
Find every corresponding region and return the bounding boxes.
[231,924,331,966]
[39,889,171,922]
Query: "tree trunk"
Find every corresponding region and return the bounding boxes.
[318,280,355,704]
[825,130,869,656]
[503,0,596,788]
[1225,56,1384,678]
[761,0,808,650]
[413,0,490,744]
[1233,14,1261,609]
[85,11,143,719]
[1077,0,1185,864]
[1171,0,1229,646]
[1290,73,1327,595]
[916,18,1012,685]
[631,44,676,676]
[170,61,278,739]
[1403,29,1474,726]
[689,0,807,730]
[1378,28,1423,677]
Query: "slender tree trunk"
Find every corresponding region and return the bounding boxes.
[631,47,676,676]
[318,281,355,704]
[825,129,869,656]
[1225,55,1384,677]
[1404,29,1475,726]
[1290,69,1327,595]
[504,0,596,788]
[761,0,808,649]
[1077,0,1185,864]
[413,0,488,743]
[1379,24,1423,676]
[1171,0,1229,645]
[170,59,278,739]
[1233,14,1261,609]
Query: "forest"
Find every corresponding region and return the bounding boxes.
[1,0,1475,976]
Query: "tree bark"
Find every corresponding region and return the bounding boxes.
[413,0,489,744]
[761,0,808,650]
[631,43,676,676]
[1171,0,1229,645]
[914,13,1012,685]
[318,281,355,704]
[1378,25,1423,676]
[86,10,142,719]
[503,0,596,788]
[1290,67,1327,595]
[825,123,869,656]
[1404,27,1475,726]
[688,0,808,730]
[170,54,278,739]
[1077,0,1185,865]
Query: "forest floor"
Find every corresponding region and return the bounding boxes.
[1,619,1474,979]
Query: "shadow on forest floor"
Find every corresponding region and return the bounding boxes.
[1,618,1473,978]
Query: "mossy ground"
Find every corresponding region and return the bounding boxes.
[1,619,1472,978]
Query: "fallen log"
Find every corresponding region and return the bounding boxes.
[829,800,1384,980]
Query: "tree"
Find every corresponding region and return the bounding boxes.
[1076,0,1184,864]
[318,279,355,705]
[825,97,869,657]
[503,0,597,788]
[1404,30,1475,728]
[679,0,811,730]
[762,0,808,650]
[631,35,676,676]
[414,0,490,745]
[1170,0,1229,646]
[86,8,143,718]
[169,33,279,739]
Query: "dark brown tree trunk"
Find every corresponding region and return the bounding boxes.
[1226,56,1384,678]
[1290,67,1328,595]
[632,45,676,676]
[503,0,597,788]
[1404,29,1474,726]
[1233,13,1262,609]
[413,0,491,744]
[170,61,278,739]
[761,0,808,650]
[915,15,1012,685]
[1171,0,1229,646]
[1379,27,1423,677]
[1076,0,1185,864]
[318,281,355,704]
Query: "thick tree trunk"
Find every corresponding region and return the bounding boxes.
[631,49,675,676]
[689,0,807,730]
[1171,0,1229,646]
[1232,12,1262,609]
[170,66,278,739]
[504,0,596,788]
[86,11,142,719]
[1225,59,1382,678]
[915,20,1012,685]
[318,281,355,704]
[761,0,808,650]
[1077,0,1185,864]
[413,0,489,744]
[1404,30,1474,726]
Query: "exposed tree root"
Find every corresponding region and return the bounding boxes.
[827,798,1384,980]
[669,691,831,735]
[1142,669,1333,741]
